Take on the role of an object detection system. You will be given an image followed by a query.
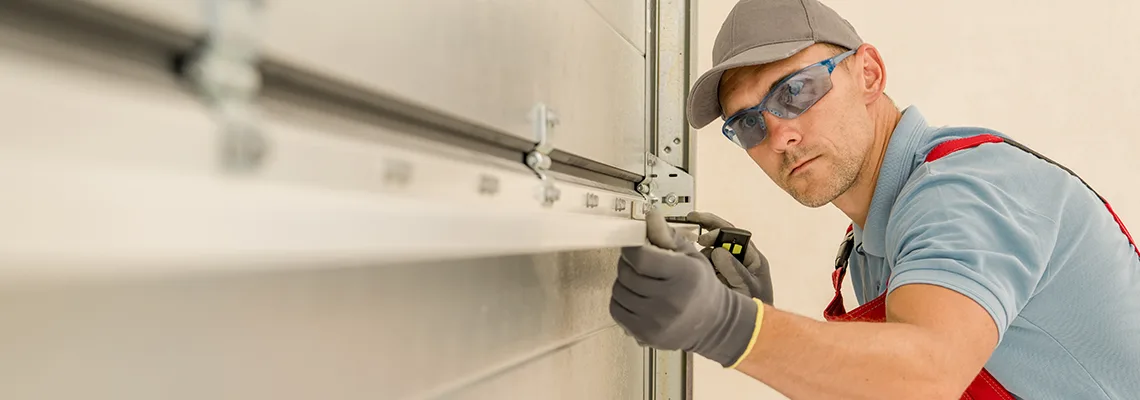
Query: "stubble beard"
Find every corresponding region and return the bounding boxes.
[783,150,861,208]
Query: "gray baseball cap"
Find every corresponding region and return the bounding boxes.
[686,0,864,129]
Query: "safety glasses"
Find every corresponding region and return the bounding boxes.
[721,49,856,149]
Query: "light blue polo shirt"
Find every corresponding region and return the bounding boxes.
[847,106,1140,399]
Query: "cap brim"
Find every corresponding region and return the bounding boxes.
[686,40,815,129]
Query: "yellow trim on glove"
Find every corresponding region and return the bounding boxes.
[727,298,765,369]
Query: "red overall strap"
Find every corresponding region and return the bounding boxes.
[924,134,1005,163]
[1107,202,1139,258]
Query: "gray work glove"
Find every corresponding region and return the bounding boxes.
[609,210,761,367]
[687,211,774,305]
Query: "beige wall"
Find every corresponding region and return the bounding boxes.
[691,0,1140,398]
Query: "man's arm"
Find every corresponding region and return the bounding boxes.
[612,200,1044,399]
[729,162,1054,398]
[733,283,998,400]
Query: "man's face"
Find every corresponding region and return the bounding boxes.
[718,44,875,208]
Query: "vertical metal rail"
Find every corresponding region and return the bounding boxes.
[647,0,696,398]
[639,0,696,219]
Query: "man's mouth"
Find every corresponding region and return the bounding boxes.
[789,156,819,176]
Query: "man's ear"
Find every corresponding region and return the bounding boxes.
[854,43,887,105]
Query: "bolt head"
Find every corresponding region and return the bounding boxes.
[637,183,650,194]
[536,183,561,206]
[526,152,551,170]
[478,175,499,195]
[382,159,413,186]
[221,125,268,171]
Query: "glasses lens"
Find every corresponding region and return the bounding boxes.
[726,109,766,149]
[765,64,833,119]
[721,61,839,149]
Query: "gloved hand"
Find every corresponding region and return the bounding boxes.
[609,209,762,367]
[687,211,774,305]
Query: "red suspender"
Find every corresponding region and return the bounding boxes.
[923,134,1005,163]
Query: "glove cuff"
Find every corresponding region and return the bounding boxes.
[694,291,764,367]
[725,297,765,369]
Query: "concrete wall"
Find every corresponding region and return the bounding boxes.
[691,0,1140,398]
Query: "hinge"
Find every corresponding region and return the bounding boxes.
[638,152,694,216]
[182,0,268,173]
[524,103,561,207]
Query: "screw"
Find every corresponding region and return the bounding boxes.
[546,110,560,128]
[637,183,650,194]
[527,151,552,171]
[221,125,268,172]
[537,184,561,206]
[545,186,561,204]
[663,193,679,206]
[478,174,499,195]
[382,158,413,187]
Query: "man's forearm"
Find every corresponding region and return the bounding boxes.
[733,304,972,400]
[609,212,998,398]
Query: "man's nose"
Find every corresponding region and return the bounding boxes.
[764,113,801,153]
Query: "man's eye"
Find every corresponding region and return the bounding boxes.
[742,114,759,128]
[788,80,804,96]
[776,79,811,106]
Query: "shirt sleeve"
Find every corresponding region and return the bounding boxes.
[885,163,1059,344]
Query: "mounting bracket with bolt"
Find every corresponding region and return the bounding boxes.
[638,152,694,217]
[176,0,269,173]
[524,103,562,207]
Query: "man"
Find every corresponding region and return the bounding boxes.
[609,0,1140,398]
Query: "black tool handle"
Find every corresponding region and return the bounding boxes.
[713,227,767,299]
[714,227,751,263]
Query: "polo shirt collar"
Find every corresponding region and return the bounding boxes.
[859,106,934,257]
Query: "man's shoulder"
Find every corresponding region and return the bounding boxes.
[886,124,1078,239]
[916,125,1004,156]
[918,125,1027,168]
[906,125,1066,199]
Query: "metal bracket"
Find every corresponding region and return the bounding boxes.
[638,152,694,216]
[524,103,561,207]
[183,0,268,173]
